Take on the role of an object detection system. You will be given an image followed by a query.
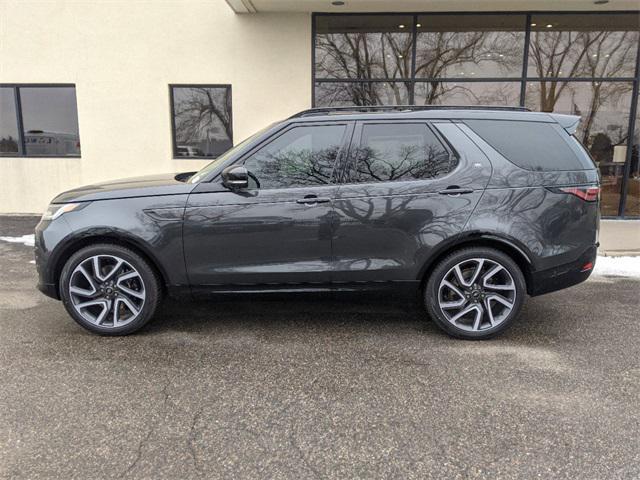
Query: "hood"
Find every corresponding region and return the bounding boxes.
[52,172,197,203]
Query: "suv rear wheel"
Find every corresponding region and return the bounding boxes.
[59,244,161,335]
[425,247,526,340]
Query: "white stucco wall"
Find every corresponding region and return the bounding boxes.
[0,0,311,213]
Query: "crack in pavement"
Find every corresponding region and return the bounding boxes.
[187,409,203,477]
[118,376,173,479]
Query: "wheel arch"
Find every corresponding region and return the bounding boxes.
[50,230,170,299]
[418,233,534,294]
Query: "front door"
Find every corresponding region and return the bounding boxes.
[183,122,351,287]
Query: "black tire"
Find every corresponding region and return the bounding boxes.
[59,244,162,335]
[424,247,526,340]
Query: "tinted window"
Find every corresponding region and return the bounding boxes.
[0,87,19,155]
[19,86,81,156]
[171,85,232,158]
[243,124,346,189]
[465,120,588,171]
[347,123,454,183]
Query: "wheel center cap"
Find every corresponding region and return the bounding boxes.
[105,287,113,294]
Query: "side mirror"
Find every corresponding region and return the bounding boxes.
[221,165,249,190]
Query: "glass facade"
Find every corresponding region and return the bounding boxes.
[313,12,640,217]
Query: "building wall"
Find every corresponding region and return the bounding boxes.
[0,0,311,213]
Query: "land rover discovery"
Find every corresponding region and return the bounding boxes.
[35,106,600,339]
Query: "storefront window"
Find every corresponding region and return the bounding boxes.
[315,15,413,80]
[414,81,521,105]
[313,12,640,216]
[315,81,410,106]
[624,98,640,217]
[528,14,639,80]
[415,15,526,79]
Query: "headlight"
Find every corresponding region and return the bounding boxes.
[41,203,84,221]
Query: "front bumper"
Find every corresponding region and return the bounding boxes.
[37,281,59,299]
[34,216,72,301]
[529,244,598,296]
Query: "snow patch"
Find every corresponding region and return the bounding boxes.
[0,234,35,247]
[592,256,640,278]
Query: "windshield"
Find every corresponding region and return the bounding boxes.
[189,124,275,184]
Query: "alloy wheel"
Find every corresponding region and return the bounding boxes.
[437,257,516,332]
[68,254,146,328]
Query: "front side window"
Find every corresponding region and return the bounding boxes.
[347,123,454,183]
[242,124,347,189]
[171,85,232,158]
[0,85,80,157]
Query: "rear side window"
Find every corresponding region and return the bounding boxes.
[464,120,590,171]
[347,123,455,183]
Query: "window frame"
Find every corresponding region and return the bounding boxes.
[169,83,233,160]
[339,119,458,185]
[238,121,353,191]
[0,83,81,158]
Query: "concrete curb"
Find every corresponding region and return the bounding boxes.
[599,251,640,257]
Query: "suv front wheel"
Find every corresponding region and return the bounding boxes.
[425,247,526,340]
[59,244,162,335]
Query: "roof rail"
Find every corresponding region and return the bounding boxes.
[289,105,531,119]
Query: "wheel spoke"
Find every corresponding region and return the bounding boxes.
[449,304,477,323]
[95,300,112,325]
[487,293,514,310]
[92,256,103,281]
[117,295,140,316]
[442,280,465,300]
[453,265,467,287]
[75,298,110,325]
[472,304,483,331]
[118,285,145,299]
[103,259,124,281]
[117,271,138,283]
[484,298,496,326]
[440,299,466,310]
[76,266,98,293]
[69,285,95,298]
[468,259,485,286]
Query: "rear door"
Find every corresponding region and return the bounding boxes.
[183,121,352,287]
[331,120,492,284]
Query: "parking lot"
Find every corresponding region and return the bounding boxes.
[1,216,639,479]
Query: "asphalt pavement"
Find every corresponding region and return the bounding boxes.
[1,216,639,479]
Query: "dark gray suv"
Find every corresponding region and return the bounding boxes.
[35,106,600,339]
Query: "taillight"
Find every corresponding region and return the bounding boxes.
[558,186,600,202]
[580,261,594,272]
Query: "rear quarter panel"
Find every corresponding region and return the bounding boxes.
[459,123,599,271]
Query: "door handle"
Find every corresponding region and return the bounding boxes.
[296,196,331,205]
[438,187,474,196]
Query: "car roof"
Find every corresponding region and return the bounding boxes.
[286,106,574,126]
